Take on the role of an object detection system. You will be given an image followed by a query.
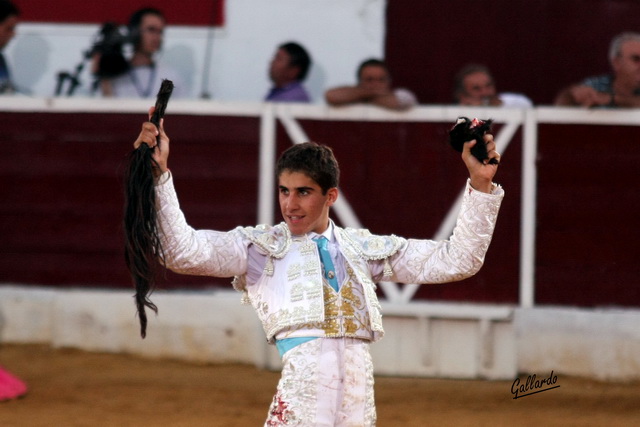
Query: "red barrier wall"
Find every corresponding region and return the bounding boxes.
[0,111,258,289]
[1,110,638,308]
[535,123,640,306]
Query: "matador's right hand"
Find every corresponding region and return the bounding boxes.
[133,106,170,175]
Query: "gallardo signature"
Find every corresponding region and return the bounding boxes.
[511,371,560,399]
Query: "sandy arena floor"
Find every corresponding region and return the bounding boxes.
[1,344,639,426]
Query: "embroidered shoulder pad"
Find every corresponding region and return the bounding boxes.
[236,222,291,259]
[337,227,406,260]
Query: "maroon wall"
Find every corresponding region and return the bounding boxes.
[535,123,640,306]
[0,111,258,289]
[385,0,640,105]
[2,110,638,308]
[17,1,225,26]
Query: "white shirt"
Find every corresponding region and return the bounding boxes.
[499,92,533,108]
[109,64,185,98]
[394,88,418,108]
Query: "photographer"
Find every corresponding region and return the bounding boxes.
[93,8,183,98]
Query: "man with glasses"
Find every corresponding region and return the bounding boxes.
[554,32,640,108]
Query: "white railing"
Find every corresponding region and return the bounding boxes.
[2,97,636,309]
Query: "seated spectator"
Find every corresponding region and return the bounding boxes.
[453,64,533,107]
[324,58,417,110]
[0,0,19,94]
[264,41,312,102]
[94,8,184,98]
[554,32,640,108]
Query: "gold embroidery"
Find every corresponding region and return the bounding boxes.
[307,274,372,338]
[344,318,358,335]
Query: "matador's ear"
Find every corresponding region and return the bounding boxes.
[327,187,339,206]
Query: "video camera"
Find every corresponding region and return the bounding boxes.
[90,22,131,78]
[55,21,133,96]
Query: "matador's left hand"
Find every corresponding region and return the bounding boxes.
[463,133,500,193]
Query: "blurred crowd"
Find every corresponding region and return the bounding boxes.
[2,2,640,109]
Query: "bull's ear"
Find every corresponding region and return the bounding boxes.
[448,117,493,163]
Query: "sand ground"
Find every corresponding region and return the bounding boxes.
[1,344,639,426]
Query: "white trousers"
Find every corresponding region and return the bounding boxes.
[264,337,376,426]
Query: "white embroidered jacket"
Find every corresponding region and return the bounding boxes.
[155,173,504,344]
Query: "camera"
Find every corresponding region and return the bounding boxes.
[55,21,132,96]
[91,22,131,78]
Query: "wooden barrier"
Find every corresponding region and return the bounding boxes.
[1,99,638,309]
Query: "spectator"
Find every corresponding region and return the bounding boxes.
[0,0,18,94]
[554,32,640,108]
[95,8,184,98]
[265,41,312,102]
[325,58,417,110]
[453,64,533,107]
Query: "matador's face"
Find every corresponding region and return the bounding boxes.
[278,170,337,236]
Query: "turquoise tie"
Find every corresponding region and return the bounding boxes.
[315,236,339,291]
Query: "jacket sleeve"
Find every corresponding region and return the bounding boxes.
[154,172,249,278]
[383,180,504,284]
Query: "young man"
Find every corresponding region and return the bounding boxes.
[324,58,417,110]
[264,41,312,102]
[453,64,533,108]
[133,112,503,425]
[97,8,184,98]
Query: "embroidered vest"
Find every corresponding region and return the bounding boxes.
[275,267,373,341]
[232,223,406,344]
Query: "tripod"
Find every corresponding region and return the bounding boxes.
[55,49,97,97]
